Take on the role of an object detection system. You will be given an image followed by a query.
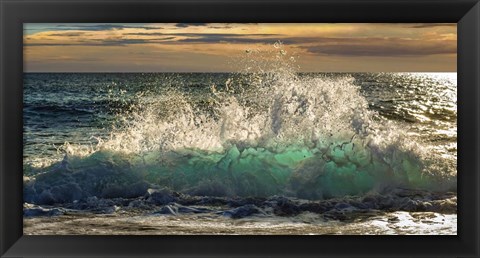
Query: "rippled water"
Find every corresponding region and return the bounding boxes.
[24,211,456,235]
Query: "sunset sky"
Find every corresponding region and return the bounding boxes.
[24,23,457,72]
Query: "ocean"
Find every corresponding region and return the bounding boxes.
[23,71,457,235]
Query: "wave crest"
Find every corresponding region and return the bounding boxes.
[24,43,456,203]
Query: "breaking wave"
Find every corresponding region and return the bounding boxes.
[24,43,456,205]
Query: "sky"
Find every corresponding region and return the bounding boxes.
[24,23,457,72]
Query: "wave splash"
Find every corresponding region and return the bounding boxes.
[24,43,456,204]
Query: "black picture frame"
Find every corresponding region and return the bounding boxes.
[1,0,479,257]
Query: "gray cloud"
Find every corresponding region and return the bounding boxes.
[50,24,163,31]
[26,32,282,46]
[25,37,176,47]
[48,32,87,37]
[208,25,233,29]
[175,23,209,28]
[300,37,456,56]
[123,32,166,36]
[404,23,456,29]
[176,36,279,44]
[305,44,456,56]
[125,32,279,37]
[107,32,282,45]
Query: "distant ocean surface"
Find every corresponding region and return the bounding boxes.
[23,72,457,235]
